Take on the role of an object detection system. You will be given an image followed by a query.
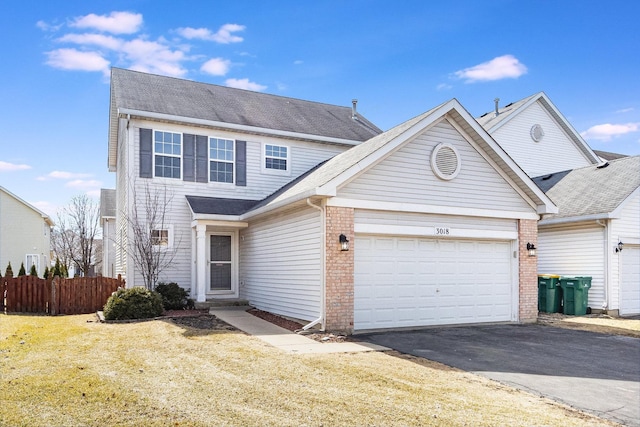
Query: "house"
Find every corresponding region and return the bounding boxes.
[478,92,640,316]
[0,186,53,276]
[477,92,600,177]
[108,68,556,333]
[533,156,640,316]
[100,188,116,277]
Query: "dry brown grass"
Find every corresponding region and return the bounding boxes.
[0,313,619,427]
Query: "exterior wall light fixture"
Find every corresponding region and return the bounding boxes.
[526,242,537,257]
[615,241,624,253]
[339,234,350,251]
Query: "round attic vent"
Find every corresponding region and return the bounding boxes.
[530,124,545,142]
[431,143,461,180]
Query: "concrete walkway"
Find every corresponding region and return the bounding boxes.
[209,306,388,354]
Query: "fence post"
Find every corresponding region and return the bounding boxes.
[51,276,58,315]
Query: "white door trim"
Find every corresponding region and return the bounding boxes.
[206,230,239,298]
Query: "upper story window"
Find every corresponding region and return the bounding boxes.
[262,144,290,175]
[210,137,235,183]
[154,131,181,179]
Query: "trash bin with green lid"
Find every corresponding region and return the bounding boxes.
[538,275,562,313]
[559,276,592,315]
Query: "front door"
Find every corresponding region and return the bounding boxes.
[209,234,232,292]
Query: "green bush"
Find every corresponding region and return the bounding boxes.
[103,287,164,321]
[155,282,191,310]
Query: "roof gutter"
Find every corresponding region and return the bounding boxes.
[117,108,364,147]
[539,212,615,226]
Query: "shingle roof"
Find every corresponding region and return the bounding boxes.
[110,68,381,142]
[186,196,260,216]
[539,155,640,221]
[594,150,628,161]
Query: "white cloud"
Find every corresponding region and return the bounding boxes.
[294,60,303,65]
[32,201,58,218]
[45,48,110,72]
[86,189,102,198]
[36,20,62,32]
[436,83,452,91]
[0,161,31,172]
[66,179,103,189]
[454,55,527,83]
[176,24,245,43]
[121,38,188,77]
[225,78,267,91]
[615,107,634,114]
[70,11,143,35]
[201,57,231,76]
[37,171,92,181]
[57,33,123,50]
[580,122,640,141]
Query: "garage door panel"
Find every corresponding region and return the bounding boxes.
[355,235,514,330]
[620,247,640,315]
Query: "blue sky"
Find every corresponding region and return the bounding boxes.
[1,0,638,219]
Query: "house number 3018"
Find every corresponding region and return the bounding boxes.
[435,227,451,236]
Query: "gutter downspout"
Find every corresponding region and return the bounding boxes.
[302,198,325,331]
[596,219,610,311]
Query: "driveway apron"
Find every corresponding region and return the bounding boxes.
[358,324,640,426]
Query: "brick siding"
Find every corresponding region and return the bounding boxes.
[324,206,354,333]
[518,219,538,322]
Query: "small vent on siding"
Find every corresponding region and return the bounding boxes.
[431,143,461,180]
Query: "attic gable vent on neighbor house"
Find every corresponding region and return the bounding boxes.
[431,142,461,180]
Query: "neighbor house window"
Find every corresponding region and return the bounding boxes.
[25,254,39,274]
[210,137,234,183]
[151,228,171,249]
[154,131,181,179]
[264,144,289,171]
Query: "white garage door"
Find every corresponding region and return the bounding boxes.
[354,235,514,330]
[620,246,640,316]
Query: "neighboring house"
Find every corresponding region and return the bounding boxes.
[477,92,600,177]
[533,156,640,316]
[100,188,116,277]
[478,92,639,316]
[108,68,556,333]
[0,186,53,276]
[594,149,628,162]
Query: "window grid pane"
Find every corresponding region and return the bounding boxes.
[210,138,234,162]
[154,131,181,178]
[265,144,288,170]
[210,161,234,183]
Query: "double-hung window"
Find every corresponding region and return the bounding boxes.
[151,226,173,249]
[210,137,234,183]
[264,144,289,171]
[154,131,181,179]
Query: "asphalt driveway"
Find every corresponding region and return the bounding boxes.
[358,324,640,426]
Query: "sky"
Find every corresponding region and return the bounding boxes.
[1,0,638,222]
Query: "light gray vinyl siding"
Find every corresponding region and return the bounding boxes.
[490,101,593,177]
[538,223,606,310]
[354,210,517,232]
[240,205,322,322]
[0,191,50,276]
[339,120,533,213]
[133,119,346,201]
[610,191,640,309]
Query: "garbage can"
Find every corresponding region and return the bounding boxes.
[538,275,562,313]
[559,276,592,315]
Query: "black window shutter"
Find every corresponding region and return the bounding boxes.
[139,128,153,178]
[236,140,246,186]
[195,135,208,183]
[183,134,195,182]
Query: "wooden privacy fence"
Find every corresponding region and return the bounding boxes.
[1,275,125,315]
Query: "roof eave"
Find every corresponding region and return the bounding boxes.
[117,108,365,147]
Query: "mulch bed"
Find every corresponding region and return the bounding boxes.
[247,308,349,342]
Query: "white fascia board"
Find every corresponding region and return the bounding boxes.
[355,223,518,240]
[117,108,362,147]
[327,197,540,220]
[190,218,248,228]
[240,188,320,220]
[538,213,612,226]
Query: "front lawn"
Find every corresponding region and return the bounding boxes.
[0,314,616,426]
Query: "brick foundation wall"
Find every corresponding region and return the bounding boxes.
[518,219,538,322]
[324,206,354,333]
